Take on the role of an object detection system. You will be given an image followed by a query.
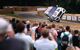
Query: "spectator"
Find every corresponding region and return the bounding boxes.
[60,26,72,50]
[16,19,20,24]
[57,26,65,50]
[15,22,34,50]
[22,20,26,24]
[42,21,47,26]
[66,46,80,50]
[72,30,80,48]
[31,22,38,40]
[11,18,16,33]
[50,23,58,41]
[34,29,57,50]
[31,22,38,34]
[0,18,25,50]
[35,22,42,40]
[21,20,28,34]
[26,21,31,35]
[66,46,75,50]
[7,23,15,38]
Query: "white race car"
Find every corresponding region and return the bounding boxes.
[44,6,66,22]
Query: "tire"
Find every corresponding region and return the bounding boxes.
[55,18,60,22]
[49,19,53,22]
[48,18,53,22]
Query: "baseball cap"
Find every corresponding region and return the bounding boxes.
[0,18,9,34]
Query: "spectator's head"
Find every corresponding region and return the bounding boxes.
[39,22,42,27]
[74,30,79,35]
[66,46,75,50]
[22,20,26,24]
[0,18,9,42]
[12,18,16,22]
[59,26,65,31]
[16,22,25,33]
[46,25,51,29]
[26,20,30,24]
[41,24,46,28]
[51,23,56,28]
[43,22,47,26]
[9,19,12,23]
[16,19,20,24]
[41,29,49,38]
[65,26,70,31]
[32,22,38,27]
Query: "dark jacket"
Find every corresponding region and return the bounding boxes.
[0,38,25,50]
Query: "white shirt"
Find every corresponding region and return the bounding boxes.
[34,38,57,50]
[6,24,15,38]
[24,28,27,34]
[50,28,58,36]
[60,31,72,42]
[15,33,34,50]
[7,24,14,33]
[31,26,38,34]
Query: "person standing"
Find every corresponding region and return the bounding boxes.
[0,18,25,50]
[15,22,34,50]
[60,26,72,50]
[34,29,57,50]
[72,30,80,48]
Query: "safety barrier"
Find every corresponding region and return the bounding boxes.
[62,15,80,22]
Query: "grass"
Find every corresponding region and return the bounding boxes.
[3,13,18,17]
[55,48,58,50]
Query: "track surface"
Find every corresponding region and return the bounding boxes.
[15,12,80,30]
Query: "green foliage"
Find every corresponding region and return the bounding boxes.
[0,0,80,13]
[57,0,80,13]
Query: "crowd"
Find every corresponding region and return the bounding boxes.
[0,17,80,50]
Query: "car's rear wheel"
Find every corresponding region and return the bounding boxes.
[48,17,53,22]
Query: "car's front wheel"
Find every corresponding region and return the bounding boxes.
[55,18,60,22]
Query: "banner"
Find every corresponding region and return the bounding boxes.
[78,17,80,22]
[66,16,72,20]
[72,16,77,21]
[62,15,66,20]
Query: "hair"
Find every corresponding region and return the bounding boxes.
[9,19,12,23]
[32,22,38,27]
[51,23,56,28]
[22,20,26,24]
[46,25,51,29]
[41,24,46,28]
[16,22,25,33]
[74,30,79,34]
[16,19,20,24]
[43,22,47,26]
[66,46,75,50]
[59,26,65,31]
[39,22,42,26]
[59,26,63,29]
[41,29,49,38]
[12,18,16,22]
[66,26,70,31]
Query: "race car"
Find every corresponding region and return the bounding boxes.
[44,6,66,22]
